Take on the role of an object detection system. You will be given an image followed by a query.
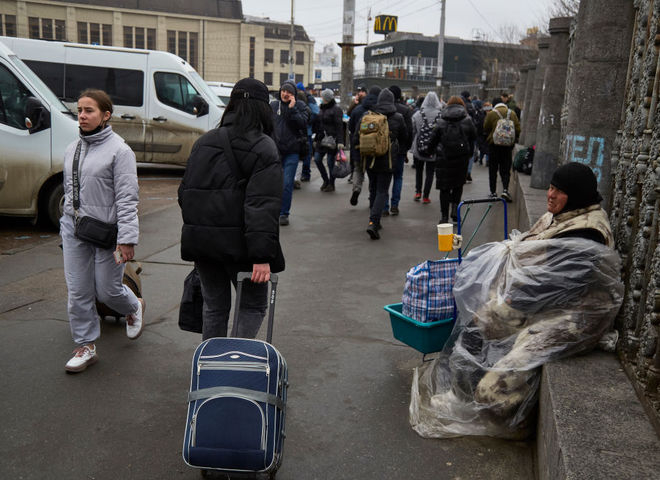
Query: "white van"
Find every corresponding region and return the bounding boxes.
[206,81,234,106]
[0,41,78,227]
[0,36,224,166]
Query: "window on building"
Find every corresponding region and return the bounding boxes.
[295,51,304,65]
[147,28,156,50]
[154,71,200,114]
[123,26,133,48]
[29,17,40,39]
[295,74,303,84]
[102,24,112,46]
[135,27,145,49]
[280,49,289,65]
[264,72,273,86]
[167,30,176,54]
[89,23,100,45]
[1,15,16,37]
[77,22,88,44]
[279,72,289,85]
[264,48,274,63]
[178,31,188,62]
[189,32,198,69]
[42,18,53,40]
[249,37,255,79]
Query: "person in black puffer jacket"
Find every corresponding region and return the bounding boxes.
[178,78,285,340]
[313,88,344,192]
[357,88,407,239]
[427,96,477,224]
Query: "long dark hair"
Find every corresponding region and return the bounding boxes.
[220,96,273,136]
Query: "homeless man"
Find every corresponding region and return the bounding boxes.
[410,162,624,439]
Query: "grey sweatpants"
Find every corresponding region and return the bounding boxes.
[61,214,139,345]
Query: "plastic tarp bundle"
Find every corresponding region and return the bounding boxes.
[410,235,624,439]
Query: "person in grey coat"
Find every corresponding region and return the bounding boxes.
[411,92,445,203]
[60,89,143,373]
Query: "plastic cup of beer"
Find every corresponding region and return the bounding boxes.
[437,223,454,251]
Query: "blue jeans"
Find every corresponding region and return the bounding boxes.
[280,153,299,216]
[384,154,406,210]
[314,150,336,185]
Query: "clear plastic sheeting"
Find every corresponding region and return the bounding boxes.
[410,236,624,439]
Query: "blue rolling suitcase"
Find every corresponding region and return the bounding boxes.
[183,273,287,478]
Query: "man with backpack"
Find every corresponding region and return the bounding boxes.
[483,100,521,202]
[355,88,407,239]
[348,86,380,206]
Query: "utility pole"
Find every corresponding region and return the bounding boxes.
[436,0,446,96]
[339,0,356,111]
[289,0,295,81]
[366,7,371,46]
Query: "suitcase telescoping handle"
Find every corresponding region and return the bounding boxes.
[231,272,279,343]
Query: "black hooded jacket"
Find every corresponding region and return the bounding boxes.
[313,99,343,150]
[428,103,477,189]
[178,112,285,272]
[269,82,310,156]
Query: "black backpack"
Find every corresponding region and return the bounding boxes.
[416,110,440,156]
[441,120,471,158]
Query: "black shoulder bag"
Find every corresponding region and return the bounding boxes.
[72,140,119,249]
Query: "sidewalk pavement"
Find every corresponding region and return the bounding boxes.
[0,161,534,480]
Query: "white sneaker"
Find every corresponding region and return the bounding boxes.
[501,190,512,202]
[126,298,145,340]
[65,344,97,373]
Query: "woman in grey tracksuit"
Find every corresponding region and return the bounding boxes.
[60,89,143,373]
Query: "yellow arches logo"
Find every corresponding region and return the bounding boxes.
[374,15,397,35]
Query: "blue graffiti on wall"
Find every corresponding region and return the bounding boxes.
[564,135,605,183]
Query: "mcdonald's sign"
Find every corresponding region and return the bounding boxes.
[374,15,397,35]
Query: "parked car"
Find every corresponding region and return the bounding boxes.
[206,81,234,106]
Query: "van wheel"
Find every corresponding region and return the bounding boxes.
[43,183,64,229]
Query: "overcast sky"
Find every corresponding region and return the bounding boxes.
[243,0,557,55]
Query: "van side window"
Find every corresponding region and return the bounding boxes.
[0,64,32,129]
[154,72,199,115]
[24,60,143,107]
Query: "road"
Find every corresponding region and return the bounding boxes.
[0,161,534,480]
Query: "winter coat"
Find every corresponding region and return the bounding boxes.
[270,97,309,156]
[427,104,477,190]
[313,99,343,153]
[358,89,407,173]
[483,103,521,145]
[411,92,444,162]
[473,108,489,154]
[520,204,613,246]
[62,125,139,245]
[178,112,285,272]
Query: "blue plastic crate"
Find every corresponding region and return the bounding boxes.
[384,303,455,354]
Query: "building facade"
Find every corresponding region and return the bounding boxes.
[0,0,314,88]
[363,31,536,92]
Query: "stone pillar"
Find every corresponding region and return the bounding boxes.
[559,0,634,210]
[519,63,536,145]
[530,18,572,190]
[514,64,530,112]
[521,37,550,148]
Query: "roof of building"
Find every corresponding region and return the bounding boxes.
[243,15,311,42]
[372,31,533,51]
[48,0,243,19]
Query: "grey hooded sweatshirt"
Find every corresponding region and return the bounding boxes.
[62,126,139,245]
[411,92,446,161]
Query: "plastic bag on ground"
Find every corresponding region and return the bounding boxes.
[409,237,624,439]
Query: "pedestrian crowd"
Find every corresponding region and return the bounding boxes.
[57,79,522,371]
